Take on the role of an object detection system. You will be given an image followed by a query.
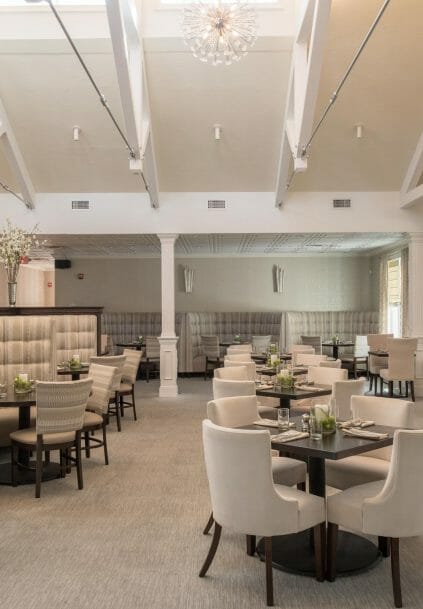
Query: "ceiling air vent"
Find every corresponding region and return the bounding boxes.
[208,200,226,209]
[333,199,351,209]
[71,200,90,210]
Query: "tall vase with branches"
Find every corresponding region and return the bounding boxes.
[0,220,38,306]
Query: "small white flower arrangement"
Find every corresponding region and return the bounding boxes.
[0,219,38,282]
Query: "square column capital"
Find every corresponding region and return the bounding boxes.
[157,234,179,247]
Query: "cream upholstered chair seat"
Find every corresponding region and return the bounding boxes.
[117,348,143,420]
[326,396,413,491]
[10,429,76,445]
[83,411,103,426]
[89,355,126,431]
[327,430,423,607]
[200,420,325,606]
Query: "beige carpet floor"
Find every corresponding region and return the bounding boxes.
[1,378,423,609]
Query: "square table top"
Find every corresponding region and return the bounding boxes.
[255,384,332,402]
[244,419,394,460]
[322,341,354,347]
[0,388,36,407]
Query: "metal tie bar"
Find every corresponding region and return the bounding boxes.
[0,179,31,206]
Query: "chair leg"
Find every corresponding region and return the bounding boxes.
[327,522,338,582]
[60,449,66,478]
[264,536,274,607]
[102,422,109,465]
[389,381,394,398]
[131,385,137,421]
[398,381,402,396]
[75,432,84,490]
[369,374,373,391]
[115,394,122,432]
[410,381,415,402]
[405,381,409,398]
[120,394,124,417]
[199,522,222,577]
[204,357,208,381]
[390,538,402,608]
[379,536,390,558]
[313,522,326,582]
[246,534,256,556]
[44,450,50,464]
[35,436,43,499]
[297,481,306,492]
[84,431,91,458]
[374,376,378,395]
[203,512,214,535]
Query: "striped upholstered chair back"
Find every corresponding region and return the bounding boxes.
[89,355,126,392]
[87,363,117,416]
[35,378,92,435]
[122,349,142,385]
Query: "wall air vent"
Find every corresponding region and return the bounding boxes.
[208,200,226,209]
[333,199,351,208]
[71,200,90,210]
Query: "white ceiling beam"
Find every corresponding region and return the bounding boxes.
[0,98,35,209]
[400,131,423,208]
[105,0,160,208]
[275,0,332,207]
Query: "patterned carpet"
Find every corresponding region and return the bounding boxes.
[1,378,423,609]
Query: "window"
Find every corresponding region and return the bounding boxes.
[387,257,401,337]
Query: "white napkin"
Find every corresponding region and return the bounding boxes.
[343,428,388,440]
[339,419,375,429]
[295,384,319,392]
[256,384,274,390]
[270,430,309,443]
[254,419,296,429]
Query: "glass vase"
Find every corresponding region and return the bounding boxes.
[8,282,17,307]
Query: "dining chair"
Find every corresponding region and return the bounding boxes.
[307,366,347,385]
[327,429,423,608]
[100,334,110,355]
[252,335,272,353]
[202,395,307,537]
[331,378,366,420]
[320,359,342,368]
[10,378,93,498]
[340,335,369,378]
[380,338,418,401]
[295,353,327,367]
[301,335,322,355]
[326,395,413,491]
[226,344,253,355]
[201,335,222,380]
[367,334,393,394]
[117,348,143,420]
[200,420,326,606]
[224,359,256,381]
[224,353,253,362]
[143,336,160,382]
[213,370,277,419]
[89,355,126,431]
[82,363,116,465]
[290,345,315,366]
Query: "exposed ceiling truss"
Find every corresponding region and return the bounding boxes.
[105,0,159,208]
[400,131,423,208]
[275,0,332,208]
[0,97,35,209]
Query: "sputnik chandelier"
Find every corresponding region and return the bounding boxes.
[182,1,258,66]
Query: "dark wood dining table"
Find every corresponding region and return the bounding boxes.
[255,384,331,409]
[0,388,61,485]
[246,420,395,576]
[116,341,144,351]
[57,365,90,381]
[322,340,354,359]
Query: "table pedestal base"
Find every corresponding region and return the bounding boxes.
[257,530,381,577]
[0,461,61,486]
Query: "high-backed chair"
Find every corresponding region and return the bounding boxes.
[202,396,307,537]
[200,420,326,605]
[224,353,252,362]
[201,335,222,380]
[213,369,276,419]
[226,344,252,355]
[367,334,393,394]
[380,338,418,401]
[290,344,315,366]
[295,353,327,367]
[224,359,256,381]
[341,335,368,378]
[117,348,143,420]
[143,336,160,382]
[307,366,347,385]
[331,378,366,420]
[100,334,110,355]
[214,366,248,381]
[301,335,322,355]
[89,355,126,431]
[10,378,93,498]
[83,363,116,465]
[326,395,413,491]
[320,359,342,368]
[252,335,272,353]
[327,430,423,608]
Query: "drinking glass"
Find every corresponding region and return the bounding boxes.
[0,382,6,398]
[309,415,322,440]
[278,408,290,431]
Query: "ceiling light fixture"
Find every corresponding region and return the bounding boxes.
[355,124,363,139]
[182,1,258,66]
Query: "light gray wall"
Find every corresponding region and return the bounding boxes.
[55,255,376,313]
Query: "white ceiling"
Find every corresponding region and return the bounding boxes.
[34,232,406,259]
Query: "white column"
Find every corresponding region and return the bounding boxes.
[158,233,179,397]
[408,233,423,397]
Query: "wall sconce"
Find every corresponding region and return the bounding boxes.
[184,266,194,293]
[273,265,284,293]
